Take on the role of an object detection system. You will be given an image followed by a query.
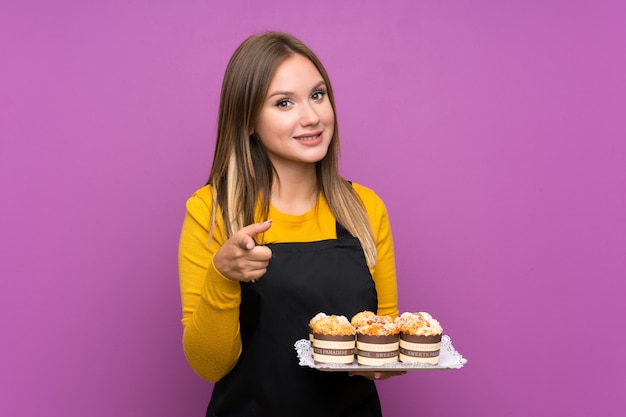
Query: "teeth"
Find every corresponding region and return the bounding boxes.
[297,134,319,141]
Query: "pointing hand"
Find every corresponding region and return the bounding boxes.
[213,220,273,282]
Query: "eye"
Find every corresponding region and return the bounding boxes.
[311,89,327,101]
[275,98,293,109]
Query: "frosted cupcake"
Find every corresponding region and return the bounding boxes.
[395,312,443,364]
[309,314,356,365]
[353,313,399,366]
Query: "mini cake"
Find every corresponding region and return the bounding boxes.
[351,310,377,329]
[353,313,399,366]
[309,313,356,365]
[395,312,443,364]
[308,312,327,355]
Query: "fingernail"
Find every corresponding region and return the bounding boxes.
[263,219,272,224]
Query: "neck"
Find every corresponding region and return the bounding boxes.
[270,165,319,215]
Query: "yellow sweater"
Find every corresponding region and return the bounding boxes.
[178,183,398,382]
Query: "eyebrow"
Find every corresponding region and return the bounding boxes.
[266,81,327,99]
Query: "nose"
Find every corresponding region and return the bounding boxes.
[299,102,320,126]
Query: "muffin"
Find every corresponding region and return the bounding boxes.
[309,313,356,365]
[308,312,327,354]
[395,312,443,364]
[353,313,399,366]
[351,310,377,329]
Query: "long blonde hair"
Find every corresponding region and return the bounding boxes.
[207,32,376,266]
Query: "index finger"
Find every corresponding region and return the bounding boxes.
[237,220,273,250]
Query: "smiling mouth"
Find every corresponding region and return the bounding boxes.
[295,133,321,141]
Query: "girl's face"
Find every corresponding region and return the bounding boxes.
[254,54,335,172]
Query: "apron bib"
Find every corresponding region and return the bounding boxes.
[206,222,381,417]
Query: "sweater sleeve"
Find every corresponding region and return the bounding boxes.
[178,186,242,382]
[354,184,399,319]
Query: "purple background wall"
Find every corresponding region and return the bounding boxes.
[1,1,624,416]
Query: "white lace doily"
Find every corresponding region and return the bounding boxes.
[294,335,467,371]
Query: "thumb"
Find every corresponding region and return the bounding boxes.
[238,220,272,250]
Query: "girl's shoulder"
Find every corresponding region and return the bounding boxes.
[191,183,213,198]
[187,184,213,204]
[350,182,385,206]
[184,184,215,216]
